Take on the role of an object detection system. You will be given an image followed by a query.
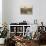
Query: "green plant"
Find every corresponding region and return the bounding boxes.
[0,23,9,38]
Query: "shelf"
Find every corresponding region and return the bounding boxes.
[9,25,31,36]
[16,32,23,33]
[9,25,31,26]
[10,32,23,33]
[10,32,15,33]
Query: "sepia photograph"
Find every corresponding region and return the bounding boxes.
[20,7,32,15]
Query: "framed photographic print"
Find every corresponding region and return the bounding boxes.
[20,5,32,15]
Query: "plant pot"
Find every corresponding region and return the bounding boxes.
[0,38,5,44]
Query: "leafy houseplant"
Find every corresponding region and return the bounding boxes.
[0,23,9,38]
[0,23,9,44]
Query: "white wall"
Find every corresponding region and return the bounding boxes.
[9,0,39,25]
[2,0,39,25]
[39,0,46,26]
[2,0,8,24]
[0,0,2,27]
[2,0,46,26]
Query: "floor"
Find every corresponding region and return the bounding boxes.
[0,44,46,46]
[40,45,46,46]
[0,44,4,46]
[31,40,46,46]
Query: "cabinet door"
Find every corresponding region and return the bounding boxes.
[24,26,30,36]
[16,26,23,36]
[16,26,23,32]
[10,26,14,32]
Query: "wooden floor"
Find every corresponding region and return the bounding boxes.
[0,44,46,46]
[0,44,4,46]
[40,45,46,46]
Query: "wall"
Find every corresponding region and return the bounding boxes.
[39,0,46,26]
[2,0,39,25]
[2,0,46,27]
[10,0,39,25]
[0,0,2,27]
[2,0,8,25]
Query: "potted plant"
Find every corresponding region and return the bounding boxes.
[0,23,9,44]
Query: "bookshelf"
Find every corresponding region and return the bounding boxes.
[9,25,30,37]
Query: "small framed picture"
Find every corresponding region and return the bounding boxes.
[20,5,32,15]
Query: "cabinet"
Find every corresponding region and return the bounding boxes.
[9,25,30,37]
[9,24,38,37]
